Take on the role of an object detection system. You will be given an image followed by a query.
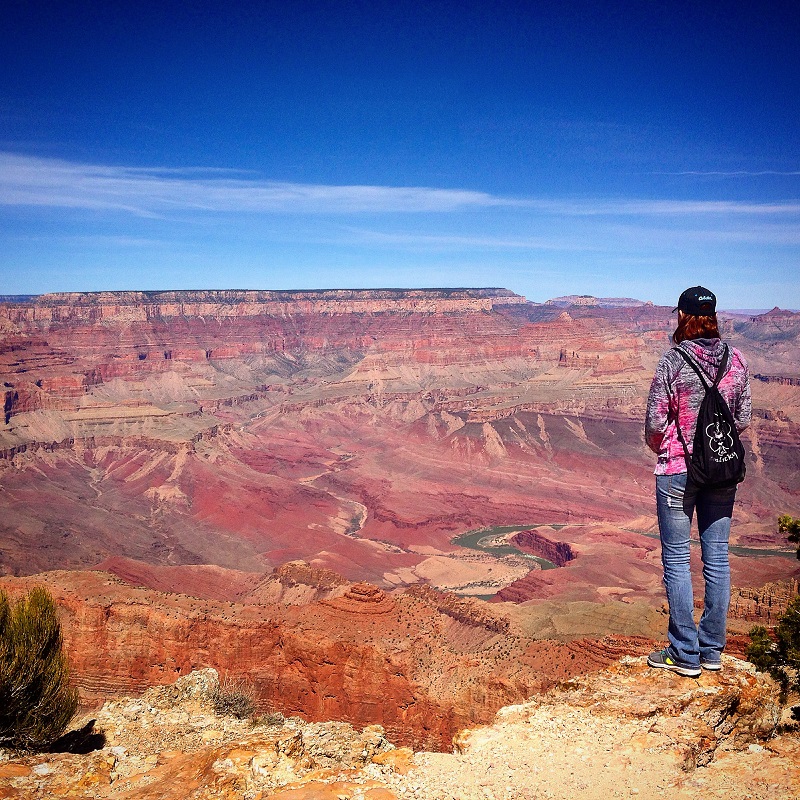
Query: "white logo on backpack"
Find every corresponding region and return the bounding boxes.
[706,415,735,463]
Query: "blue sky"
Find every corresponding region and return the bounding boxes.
[1,1,798,308]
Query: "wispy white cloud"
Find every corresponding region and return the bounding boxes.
[655,170,800,177]
[8,233,167,247]
[64,235,168,247]
[341,227,600,251]
[2,152,800,220]
[523,198,800,216]
[0,152,509,215]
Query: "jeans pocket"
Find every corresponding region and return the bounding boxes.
[665,474,686,509]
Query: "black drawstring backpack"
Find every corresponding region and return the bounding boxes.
[673,344,746,489]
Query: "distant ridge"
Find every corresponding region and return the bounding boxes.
[0,287,529,326]
[723,307,800,316]
[4,293,795,312]
[545,295,652,308]
[4,287,523,306]
[753,306,800,318]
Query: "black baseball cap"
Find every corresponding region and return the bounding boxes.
[674,286,716,317]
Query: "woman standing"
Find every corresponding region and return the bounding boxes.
[645,286,751,677]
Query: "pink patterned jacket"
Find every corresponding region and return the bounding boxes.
[645,338,751,476]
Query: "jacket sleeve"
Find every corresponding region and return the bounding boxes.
[734,355,752,433]
[645,356,672,453]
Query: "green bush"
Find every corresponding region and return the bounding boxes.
[778,514,800,559]
[746,514,800,721]
[747,596,800,718]
[746,625,776,673]
[0,586,78,750]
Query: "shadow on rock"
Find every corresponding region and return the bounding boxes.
[49,720,106,754]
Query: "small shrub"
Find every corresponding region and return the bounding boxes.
[748,597,800,708]
[211,676,256,720]
[0,586,79,750]
[746,517,800,719]
[253,710,285,727]
[746,625,776,674]
[778,514,800,559]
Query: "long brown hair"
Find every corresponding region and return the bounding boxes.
[673,313,721,344]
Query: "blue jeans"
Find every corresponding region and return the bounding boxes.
[655,473,736,667]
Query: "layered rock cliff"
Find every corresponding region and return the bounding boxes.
[0,288,655,426]
[0,568,671,753]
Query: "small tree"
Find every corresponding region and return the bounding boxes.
[778,514,800,559]
[0,586,78,750]
[747,598,800,698]
[746,625,776,673]
[746,514,800,721]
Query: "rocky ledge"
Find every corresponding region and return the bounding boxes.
[1,657,797,800]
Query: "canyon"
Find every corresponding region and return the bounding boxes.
[1,288,799,747]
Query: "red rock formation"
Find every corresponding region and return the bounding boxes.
[94,557,264,601]
[509,529,576,566]
[0,567,678,752]
[728,579,799,624]
[321,582,397,614]
[405,584,510,634]
[495,523,800,607]
[521,635,655,681]
[244,560,350,605]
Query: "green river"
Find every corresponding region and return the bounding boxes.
[454,523,796,564]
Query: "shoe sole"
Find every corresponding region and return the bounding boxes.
[701,662,722,671]
[647,656,701,678]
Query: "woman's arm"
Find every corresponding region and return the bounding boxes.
[645,356,673,453]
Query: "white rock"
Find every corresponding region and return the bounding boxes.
[211,757,235,773]
[251,752,278,775]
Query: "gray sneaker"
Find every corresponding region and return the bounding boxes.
[647,649,701,678]
[700,658,722,671]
